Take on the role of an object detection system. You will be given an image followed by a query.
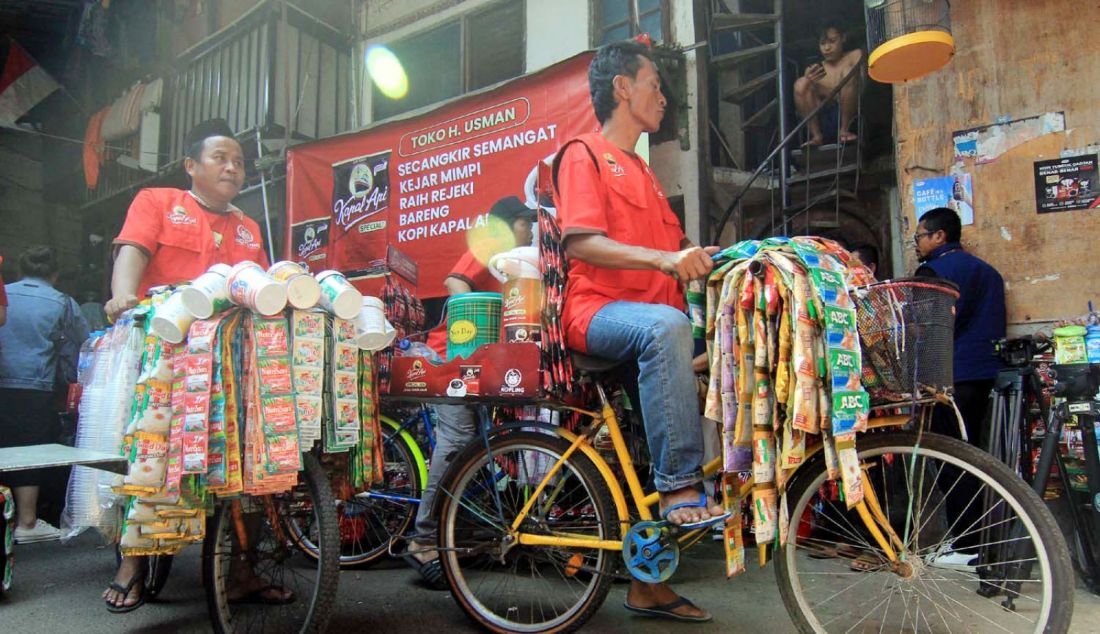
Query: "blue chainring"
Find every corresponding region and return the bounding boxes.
[622,520,679,583]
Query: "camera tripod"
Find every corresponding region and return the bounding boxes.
[987,337,1100,594]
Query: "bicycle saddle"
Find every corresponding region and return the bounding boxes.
[569,351,624,374]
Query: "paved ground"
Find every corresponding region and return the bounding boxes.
[4,531,1100,633]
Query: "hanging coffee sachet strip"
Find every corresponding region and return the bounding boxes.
[290,310,325,449]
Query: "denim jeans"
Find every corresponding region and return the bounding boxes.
[585,301,704,492]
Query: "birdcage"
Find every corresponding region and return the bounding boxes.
[864,0,954,83]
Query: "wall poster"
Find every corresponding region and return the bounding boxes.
[1033,154,1100,213]
[913,173,974,225]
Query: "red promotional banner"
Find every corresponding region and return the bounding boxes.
[285,52,597,298]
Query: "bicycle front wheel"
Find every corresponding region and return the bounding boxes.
[286,418,424,567]
[776,431,1074,633]
[438,431,619,634]
[204,452,340,634]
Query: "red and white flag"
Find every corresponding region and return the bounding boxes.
[0,41,60,128]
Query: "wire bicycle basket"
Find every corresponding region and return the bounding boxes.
[853,277,959,403]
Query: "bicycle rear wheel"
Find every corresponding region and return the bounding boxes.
[438,431,619,634]
[204,452,340,634]
[776,431,1074,633]
[287,418,424,567]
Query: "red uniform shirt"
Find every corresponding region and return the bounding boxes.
[114,188,270,297]
[425,250,499,357]
[553,133,686,353]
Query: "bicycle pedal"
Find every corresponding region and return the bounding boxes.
[622,521,679,584]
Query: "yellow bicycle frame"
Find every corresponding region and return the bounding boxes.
[510,387,910,565]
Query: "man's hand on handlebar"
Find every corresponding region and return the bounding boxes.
[659,246,720,283]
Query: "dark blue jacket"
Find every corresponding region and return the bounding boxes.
[916,242,1006,382]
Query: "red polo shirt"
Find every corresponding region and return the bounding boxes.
[553,133,686,353]
[114,188,270,297]
[426,252,499,357]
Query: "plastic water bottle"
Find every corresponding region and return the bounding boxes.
[1085,325,1100,364]
[396,338,443,364]
[77,331,102,386]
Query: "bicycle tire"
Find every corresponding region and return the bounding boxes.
[776,431,1074,634]
[438,431,619,634]
[286,418,425,568]
[204,452,340,634]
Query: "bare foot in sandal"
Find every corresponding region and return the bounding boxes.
[625,580,711,622]
[103,555,146,613]
[658,486,726,528]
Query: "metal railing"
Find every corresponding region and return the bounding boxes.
[80,0,351,209]
[713,55,866,240]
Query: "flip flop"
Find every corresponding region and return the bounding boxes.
[660,492,731,530]
[623,596,712,623]
[105,571,146,614]
[228,584,296,605]
[848,552,884,573]
[401,552,448,590]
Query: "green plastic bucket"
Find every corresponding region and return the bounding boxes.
[446,292,502,360]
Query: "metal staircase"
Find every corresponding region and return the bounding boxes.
[708,0,864,242]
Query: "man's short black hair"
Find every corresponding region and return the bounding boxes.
[850,242,879,271]
[19,245,58,279]
[919,207,962,242]
[184,118,237,161]
[588,40,654,125]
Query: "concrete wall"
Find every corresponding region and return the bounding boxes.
[893,0,1100,329]
[0,131,84,294]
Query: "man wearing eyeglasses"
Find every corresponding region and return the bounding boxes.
[914,206,1006,570]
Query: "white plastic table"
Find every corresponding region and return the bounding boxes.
[0,444,127,475]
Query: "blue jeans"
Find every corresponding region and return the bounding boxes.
[585,301,704,492]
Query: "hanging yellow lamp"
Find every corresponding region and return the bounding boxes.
[865,0,955,83]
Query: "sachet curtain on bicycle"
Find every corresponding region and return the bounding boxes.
[704,237,874,576]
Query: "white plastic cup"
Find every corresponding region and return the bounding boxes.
[316,270,363,320]
[268,261,322,310]
[228,261,288,316]
[150,291,195,344]
[354,296,393,351]
[180,263,232,318]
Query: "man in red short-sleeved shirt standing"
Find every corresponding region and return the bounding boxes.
[104,119,269,321]
[552,40,725,622]
[103,120,286,613]
[404,196,536,590]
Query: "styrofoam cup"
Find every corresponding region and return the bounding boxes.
[180,263,232,318]
[316,270,363,320]
[228,261,287,316]
[354,296,392,351]
[150,291,195,344]
[268,261,321,309]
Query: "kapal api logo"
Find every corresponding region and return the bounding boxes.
[602,152,625,177]
[168,205,196,225]
[406,359,427,381]
[348,163,374,199]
